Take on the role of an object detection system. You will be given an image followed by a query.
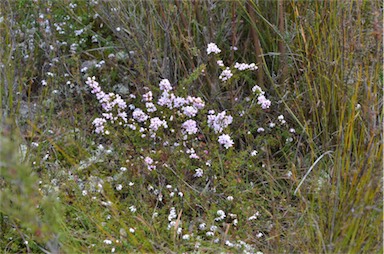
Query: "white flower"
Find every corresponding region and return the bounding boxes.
[257,127,265,133]
[182,234,190,240]
[234,62,257,71]
[129,228,135,233]
[257,95,271,109]
[199,223,206,230]
[168,207,177,221]
[251,150,258,156]
[207,43,221,55]
[182,119,198,135]
[74,29,84,36]
[248,211,260,221]
[207,111,233,134]
[159,79,172,92]
[225,240,234,247]
[144,157,153,165]
[252,85,264,94]
[143,91,153,102]
[103,239,112,245]
[149,117,167,132]
[217,60,224,66]
[218,134,234,149]
[193,168,203,178]
[132,108,149,122]
[129,205,137,213]
[120,167,127,172]
[182,106,198,117]
[227,196,234,201]
[215,210,226,221]
[116,184,122,191]
[219,67,233,82]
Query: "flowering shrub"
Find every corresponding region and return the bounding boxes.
[84,43,297,253]
[87,43,276,174]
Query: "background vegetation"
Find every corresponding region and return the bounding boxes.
[1,0,382,253]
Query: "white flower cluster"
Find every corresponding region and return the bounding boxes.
[207,42,221,55]
[149,117,167,132]
[248,211,260,221]
[215,210,226,221]
[219,67,233,82]
[167,207,182,235]
[144,156,156,171]
[234,62,258,71]
[132,108,149,122]
[207,111,233,134]
[218,134,234,149]
[252,85,271,109]
[182,119,198,135]
[193,168,203,177]
[277,114,286,124]
[86,76,127,134]
[159,78,173,92]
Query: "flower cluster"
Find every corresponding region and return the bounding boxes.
[207,111,233,134]
[182,119,198,135]
[215,210,226,221]
[86,76,127,134]
[252,85,271,109]
[219,67,233,82]
[234,62,258,71]
[88,42,277,172]
[207,43,221,55]
[218,134,234,149]
[144,156,156,171]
